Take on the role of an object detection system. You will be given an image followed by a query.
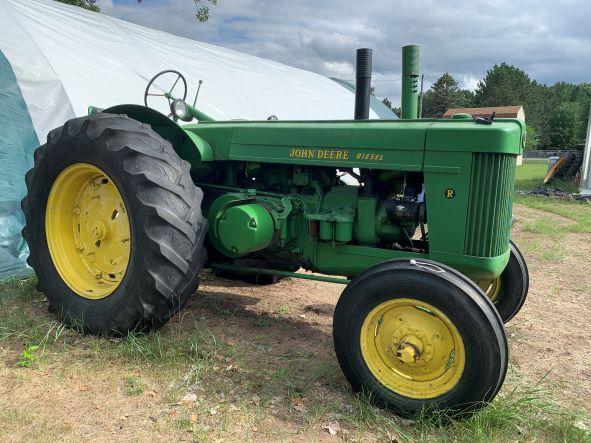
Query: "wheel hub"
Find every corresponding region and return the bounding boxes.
[360,298,465,399]
[396,337,422,364]
[390,326,434,365]
[90,221,107,240]
[46,163,131,299]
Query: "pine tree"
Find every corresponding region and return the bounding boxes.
[54,0,99,12]
[422,73,472,118]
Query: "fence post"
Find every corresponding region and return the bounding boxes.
[580,103,591,194]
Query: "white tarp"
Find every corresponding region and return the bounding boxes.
[1,0,385,137]
[0,0,394,279]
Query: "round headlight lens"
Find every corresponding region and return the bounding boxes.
[171,99,191,121]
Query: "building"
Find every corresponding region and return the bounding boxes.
[443,106,525,121]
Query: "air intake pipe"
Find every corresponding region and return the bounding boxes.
[354,48,373,120]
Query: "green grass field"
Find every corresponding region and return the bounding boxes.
[515,158,580,193]
[515,158,548,191]
[515,159,591,234]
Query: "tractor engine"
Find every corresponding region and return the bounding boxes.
[204,164,426,269]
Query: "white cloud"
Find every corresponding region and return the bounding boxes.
[460,75,480,92]
[97,0,591,106]
[96,0,113,10]
[322,61,353,78]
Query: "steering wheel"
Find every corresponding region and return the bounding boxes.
[144,70,188,116]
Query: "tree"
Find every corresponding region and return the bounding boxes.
[547,82,591,146]
[474,63,533,107]
[53,0,218,22]
[381,98,401,118]
[524,124,540,150]
[55,0,99,12]
[422,73,473,118]
[457,89,475,109]
[138,0,218,23]
[548,102,584,149]
[192,0,218,23]
[474,63,548,147]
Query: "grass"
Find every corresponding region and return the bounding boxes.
[515,158,548,191]
[16,344,40,367]
[516,195,591,232]
[514,158,591,238]
[515,158,580,192]
[513,159,590,266]
[0,278,69,351]
[123,375,146,396]
[411,378,589,442]
[1,276,589,441]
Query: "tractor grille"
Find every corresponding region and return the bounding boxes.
[464,153,516,257]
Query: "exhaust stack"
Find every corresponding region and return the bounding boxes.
[401,45,420,119]
[354,48,373,120]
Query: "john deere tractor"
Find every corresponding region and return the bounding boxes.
[22,46,528,416]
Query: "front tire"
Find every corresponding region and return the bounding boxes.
[477,240,529,323]
[333,259,508,417]
[22,113,208,334]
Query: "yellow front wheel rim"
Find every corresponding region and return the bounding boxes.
[45,163,131,300]
[476,278,501,302]
[360,298,465,399]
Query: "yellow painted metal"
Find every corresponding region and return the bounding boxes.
[360,298,465,399]
[45,163,131,299]
[476,277,501,302]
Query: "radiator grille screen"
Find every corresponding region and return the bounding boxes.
[464,153,516,257]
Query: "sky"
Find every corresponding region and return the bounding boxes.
[96,0,591,106]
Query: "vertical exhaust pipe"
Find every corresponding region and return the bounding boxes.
[401,45,420,119]
[354,48,372,120]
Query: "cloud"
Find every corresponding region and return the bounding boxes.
[96,0,113,9]
[460,75,480,92]
[98,0,591,106]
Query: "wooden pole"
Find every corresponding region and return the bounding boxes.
[580,103,591,194]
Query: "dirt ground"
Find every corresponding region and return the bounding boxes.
[506,206,591,412]
[0,203,590,441]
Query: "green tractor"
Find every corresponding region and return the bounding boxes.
[22,45,528,416]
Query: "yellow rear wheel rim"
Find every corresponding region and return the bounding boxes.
[45,163,131,300]
[360,298,465,399]
[476,278,501,302]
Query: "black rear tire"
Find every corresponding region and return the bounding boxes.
[333,259,508,417]
[22,113,208,334]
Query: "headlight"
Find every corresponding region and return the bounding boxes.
[171,99,191,121]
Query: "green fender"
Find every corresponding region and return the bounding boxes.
[102,104,213,168]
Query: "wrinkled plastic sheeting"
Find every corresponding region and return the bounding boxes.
[0,0,385,142]
[0,48,38,280]
[0,202,32,279]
